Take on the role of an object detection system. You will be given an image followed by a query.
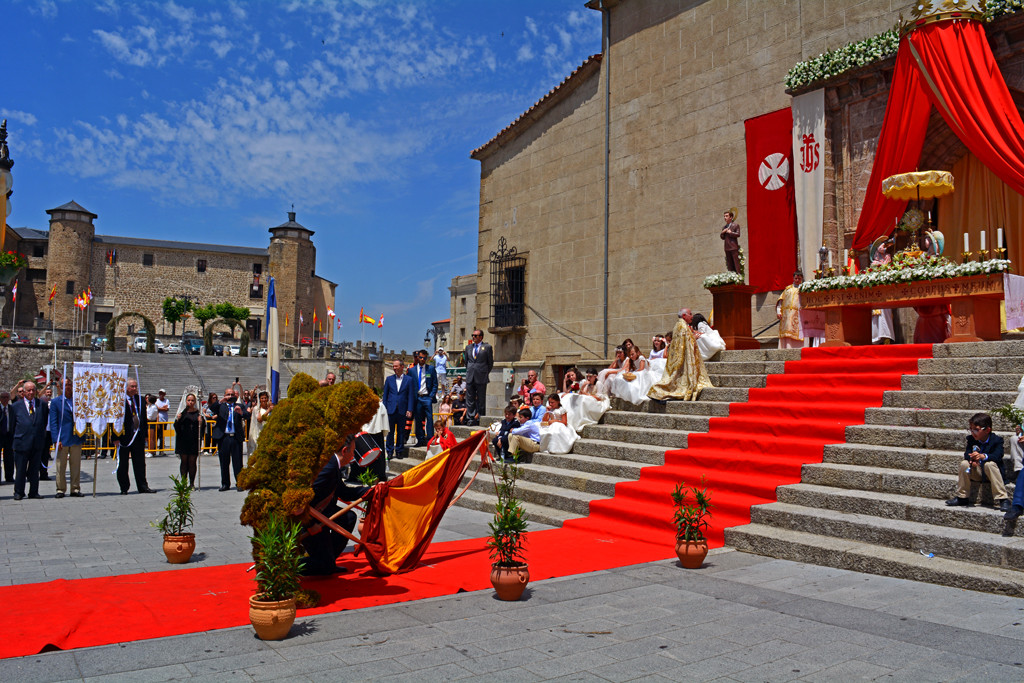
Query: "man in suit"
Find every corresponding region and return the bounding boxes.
[409,349,438,447]
[720,209,742,273]
[118,378,155,494]
[464,329,494,426]
[381,359,416,459]
[0,391,13,483]
[9,381,50,500]
[49,378,86,498]
[213,387,250,491]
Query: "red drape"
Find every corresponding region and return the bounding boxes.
[745,107,798,292]
[853,19,1024,249]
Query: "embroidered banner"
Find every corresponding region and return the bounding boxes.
[792,88,825,281]
[72,363,128,436]
[1005,273,1024,330]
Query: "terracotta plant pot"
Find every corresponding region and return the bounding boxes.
[249,595,297,640]
[675,539,708,569]
[162,533,196,564]
[490,562,530,601]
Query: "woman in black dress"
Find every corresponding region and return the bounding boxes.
[175,393,202,489]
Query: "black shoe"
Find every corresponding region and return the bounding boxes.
[13,493,23,501]
[70,491,83,498]
[219,486,230,491]
[120,491,129,495]
[945,497,972,507]
[415,440,427,447]
[55,492,65,499]
[999,499,1012,513]
[393,452,406,460]
[27,493,43,499]
[236,485,244,491]
[139,488,157,494]
[1005,505,1023,521]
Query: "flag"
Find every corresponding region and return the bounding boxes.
[377,314,384,329]
[359,307,376,325]
[299,310,304,326]
[745,107,798,292]
[87,286,93,303]
[265,276,281,404]
[285,313,289,327]
[336,318,342,329]
[10,280,16,303]
[793,89,826,281]
[48,285,56,302]
[326,306,335,318]
[312,310,317,326]
[360,430,488,574]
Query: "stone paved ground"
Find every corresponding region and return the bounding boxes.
[3,458,1024,681]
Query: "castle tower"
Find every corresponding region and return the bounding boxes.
[268,211,316,344]
[45,200,97,330]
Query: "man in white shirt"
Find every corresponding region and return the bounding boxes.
[155,388,170,454]
[507,407,541,462]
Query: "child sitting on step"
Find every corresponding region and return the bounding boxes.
[945,412,1011,511]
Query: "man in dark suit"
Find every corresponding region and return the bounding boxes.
[0,391,13,483]
[464,329,494,426]
[381,359,416,459]
[213,386,250,491]
[118,378,155,494]
[9,381,49,500]
[409,349,438,447]
[301,434,374,575]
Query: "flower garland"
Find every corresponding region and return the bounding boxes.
[703,271,744,289]
[785,4,1023,92]
[799,255,1011,293]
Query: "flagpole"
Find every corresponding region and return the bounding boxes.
[11,284,17,338]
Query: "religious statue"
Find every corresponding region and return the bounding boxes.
[720,207,742,273]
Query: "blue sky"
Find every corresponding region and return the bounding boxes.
[3,0,601,352]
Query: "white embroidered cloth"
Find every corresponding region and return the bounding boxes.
[73,363,128,436]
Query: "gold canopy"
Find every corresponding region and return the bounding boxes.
[882,170,955,201]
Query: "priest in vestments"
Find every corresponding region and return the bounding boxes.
[648,311,713,402]
[776,271,804,349]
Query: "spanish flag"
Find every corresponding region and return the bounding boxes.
[361,430,488,574]
[359,308,376,325]
[49,285,56,302]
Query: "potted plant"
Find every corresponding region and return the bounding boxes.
[672,476,712,569]
[249,512,305,640]
[155,475,196,564]
[487,456,529,600]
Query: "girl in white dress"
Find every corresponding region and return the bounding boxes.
[649,335,667,359]
[539,393,579,454]
[691,313,726,361]
[607,346,658,405]
[596,346,626,396]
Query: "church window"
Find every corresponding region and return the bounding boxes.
[488,236,525,329]
[66,280,75,295]
[143,253,154,267]
[197,259,207,273]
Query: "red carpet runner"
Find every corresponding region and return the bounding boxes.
[1,344,930,658]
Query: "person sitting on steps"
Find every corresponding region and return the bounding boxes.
[946,412,1011,512]
[507,407,541,463]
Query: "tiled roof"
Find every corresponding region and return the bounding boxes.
[12,226,48,240]
[93,234,268,257]
[470,54,602,160]
[46,200,97,218]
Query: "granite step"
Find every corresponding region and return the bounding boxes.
[701,361,786,375]
[901,374,1020,392]
[579,424,689,449]
[609,398,733,416]
[707,374,767,388]
[724,524,1024,596]
[601,411,712,431]
[776,482,1023,537]
[800,461,961,500]
[822,442,964,475]
[747,502,1024,569]
[570,439,668,465]
[864,406,1019,431]
[844,423,970,452]
[426,487,578,528]
[916,356,1024,375]
[882,390,1016,411]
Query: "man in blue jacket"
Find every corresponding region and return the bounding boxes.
[49,378,86,498]
[381,359,416,459]
[408,349,438,447]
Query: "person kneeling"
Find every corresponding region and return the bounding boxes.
[506,407,541,463]
[946,413,1011,512]
[302,435,376,576]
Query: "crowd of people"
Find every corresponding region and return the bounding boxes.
[0,375,276,500]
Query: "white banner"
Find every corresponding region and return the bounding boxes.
[73,363,128,436]
[1005,273,1024,330]
[800,309,827,338]
[793,89,826,280]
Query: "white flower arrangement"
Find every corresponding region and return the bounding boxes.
[798,259,1011,293]
[703,271,744,289]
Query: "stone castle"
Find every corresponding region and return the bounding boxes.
[3,203,335,343]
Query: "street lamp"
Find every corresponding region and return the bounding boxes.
[0,119,15,327]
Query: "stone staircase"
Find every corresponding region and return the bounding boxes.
[726,341,1024,596]
[389,349,799,527]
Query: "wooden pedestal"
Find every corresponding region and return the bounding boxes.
[708,283,761,350]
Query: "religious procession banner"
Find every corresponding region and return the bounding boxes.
[745,107,797,293]
[1004,273,1024,331]
[792,88,825,281]
[72,363,128,436]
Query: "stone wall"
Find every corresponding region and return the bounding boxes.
[0,344,86,392]
[472,0,909,365]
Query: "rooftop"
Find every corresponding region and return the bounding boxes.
[92,234,268,257]
[46,200,97,219]
[470,54,602,160]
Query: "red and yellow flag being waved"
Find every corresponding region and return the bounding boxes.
[359,307,377,325]
[360,430,488,574]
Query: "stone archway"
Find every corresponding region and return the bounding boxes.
[204,318,250,356]
[106,312,156,352]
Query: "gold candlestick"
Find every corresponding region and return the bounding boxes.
[995,247,1007,260]
[827,267,837,277]
[813,269,823,279]
[976,250,987,262]
[841,266,850,276]
[961,250,971,263]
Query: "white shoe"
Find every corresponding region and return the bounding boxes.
[145,453,152,458]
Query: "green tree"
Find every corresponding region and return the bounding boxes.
[214,302,251,336]
[161,297,192,336]
[192,303,217,336]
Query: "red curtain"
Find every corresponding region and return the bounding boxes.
[853,19,1024,249]
[745,108,798,292]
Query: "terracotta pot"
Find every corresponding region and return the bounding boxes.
[249,595,297,640]
[162,533,196,564]
[490,562,530,601]
[675,539,708,569]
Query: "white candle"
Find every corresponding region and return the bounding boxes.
[828,251,833,269]
[998,228,1004,249]
[964,232,969,252]
[844,249,848,266]
[981,230,986,251]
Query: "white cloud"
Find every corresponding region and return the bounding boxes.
[0,109,38,126]
[105,68,124,80]
[516,43,534,62]
[30,0,58,19]
[274,60,289,77]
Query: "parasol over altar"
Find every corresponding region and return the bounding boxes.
[881,170,954,202]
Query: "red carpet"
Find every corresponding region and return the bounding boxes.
[0,344,930,659]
